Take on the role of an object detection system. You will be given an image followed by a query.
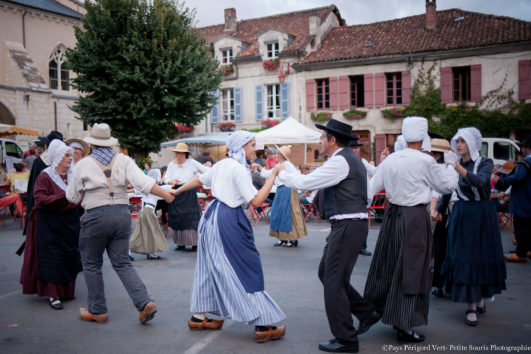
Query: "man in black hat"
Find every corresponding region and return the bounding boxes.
[277,119,380,353]
[494,135,531,263]
[22,130,63,236]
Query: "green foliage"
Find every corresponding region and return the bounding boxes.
[403,63,445,119]
[67,0,223,157]
[310,112,332,122]
[342,108,367,119]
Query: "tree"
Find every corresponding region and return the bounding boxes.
[67,0,222,159]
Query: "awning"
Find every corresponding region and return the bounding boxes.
[0,124,39,137]
[160,132,232,148]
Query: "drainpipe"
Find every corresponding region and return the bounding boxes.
[22,7,27,48]
[54,101,57,130]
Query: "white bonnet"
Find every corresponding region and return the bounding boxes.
[48,139,72,168]
[451,127,483,161]
[402,116,428,143]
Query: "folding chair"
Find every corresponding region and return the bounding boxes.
[368,190,386,227]
[498,212,514,233]
[301,203,321,222]
[246,202,271,225]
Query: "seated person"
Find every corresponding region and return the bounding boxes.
[8,163,30,195]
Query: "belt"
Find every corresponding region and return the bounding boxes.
[329,217,366,224]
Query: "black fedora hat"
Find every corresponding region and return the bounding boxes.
[519,135,531,148]
[349,135,363,147]
[315,119,353,140]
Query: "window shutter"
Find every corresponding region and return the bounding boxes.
[402,70,411,105]
[339,76,349,110]
[329,76,338,110]
[211,89,219,123]
[280,82,290,119]
[470,65,481,102]
[255,85,264,121]
[518,60,531,100]
[234,87,242,122]
[440,67,452,104]
[306,79,315,111]
[374,73,385,108]
[364,74,374,108]
[375,134,386,165]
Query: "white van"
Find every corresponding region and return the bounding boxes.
[480,138,520,166]
[0,138,24,171]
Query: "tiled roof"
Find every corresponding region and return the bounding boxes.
[301,9,531,64]
[5,0,83,19]
[197,5,344,58]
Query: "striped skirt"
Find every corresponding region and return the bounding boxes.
[190,200,286,326]
[364,205,430,330]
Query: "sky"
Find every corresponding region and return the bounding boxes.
[183,0,531,28]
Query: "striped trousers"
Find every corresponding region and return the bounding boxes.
[79,205,153,315]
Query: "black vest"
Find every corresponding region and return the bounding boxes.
[323,148,367,219]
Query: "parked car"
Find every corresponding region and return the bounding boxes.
[480,138,520,166]
[0,138,24,171]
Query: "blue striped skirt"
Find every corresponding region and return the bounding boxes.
[190,199,286,325]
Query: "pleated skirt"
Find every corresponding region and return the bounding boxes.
[364,205,430,329]
[269,186,307,241]
[190,200,286,325]
[130,207,169,254]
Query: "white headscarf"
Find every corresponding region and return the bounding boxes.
[394,135,407,152]
[227,131,255,168]
[421,134,431,152]
[402,116,428,143]
[451,127,483,161]
[43,140,73,191]
[147,168,161,182]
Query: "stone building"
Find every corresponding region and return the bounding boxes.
[0,0,85,144]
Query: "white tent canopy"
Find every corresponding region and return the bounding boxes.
[255,117,321,148]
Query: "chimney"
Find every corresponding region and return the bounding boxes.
[224,8,237,32]
[425,0,436,30]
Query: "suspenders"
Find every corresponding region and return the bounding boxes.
[91,155,119,202]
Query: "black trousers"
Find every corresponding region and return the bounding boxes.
[432,213,448,289]
[514,215,531,258]
[318,219,374,343]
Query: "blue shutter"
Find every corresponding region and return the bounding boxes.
[211,89,219,123]
[280,82,289,119]
[234,87,242,122]
[255,84,264,121]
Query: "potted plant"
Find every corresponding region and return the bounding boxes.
[217,121,236,132]
[174,123,193,134]
[310,112,332,122]
[261,118,281,128]
[263,58,280,71]
[343,108,367,119]
[381,107,407,119]
[220,64,234,76]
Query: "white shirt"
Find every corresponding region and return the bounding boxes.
[278,148,368,220]
[368,148,458,206]
[138,185,172,209]
[362,158,377,178]
[199,158,257,208]
[164,158,208,185]
[261,160,299,186]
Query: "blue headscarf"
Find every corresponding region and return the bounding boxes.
[227,131,255,169]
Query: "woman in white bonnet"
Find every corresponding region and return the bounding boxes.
[441,127,506,327]
[172,131,287,343]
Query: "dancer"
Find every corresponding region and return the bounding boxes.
[278,119,378,353]
[364,117,458,343]
[173,131,286,343]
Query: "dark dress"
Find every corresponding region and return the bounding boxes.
[23,156,47,234]
[20,172,82,298]
[441,157,506,303]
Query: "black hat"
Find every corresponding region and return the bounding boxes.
[519,135,531,148]
[38,130,63,146]
[315,119,353,140]
[349,135,363,147]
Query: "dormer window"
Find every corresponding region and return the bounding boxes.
[266,42,279,59]
[221,48,233,64]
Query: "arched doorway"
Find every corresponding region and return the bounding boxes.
[0,101,16,125]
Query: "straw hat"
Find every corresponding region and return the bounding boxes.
[430,138,452,153]
[83,123,118,147]
[66,138,90,158]
[172,142,191,153]
[275,145,291,161]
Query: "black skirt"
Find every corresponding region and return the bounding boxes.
[167,187,201,231]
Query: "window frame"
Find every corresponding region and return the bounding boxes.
[266,41,279,59]
[350,75,365,108]
[452,66,471,102]
[266,84,281,119]
[316,78,330,109]
[221,88,235,121]
[49,45,69,91]
[221,48,233,65]
[385,72,402,106]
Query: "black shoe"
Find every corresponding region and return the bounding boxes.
[356,310,381,335]
[292,240,298,247]
[128,254,135,261]
[147,254,161,260]
[274,241,286,247]
[191,246,197,252]
[476,303,486,314]
[175,246,185,251]
[359,248,372,256]
[396,329,425,343]
[464,309,478,326]
[49,297,63,310]
[318,339,359,353]
[283,241,293,247]
[431,287,444,298]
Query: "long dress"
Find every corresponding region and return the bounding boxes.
[165,159,208,247]
[190,158,285,325]
[20,172,82,298]
[264,161,307,241]
[441,157,506,303]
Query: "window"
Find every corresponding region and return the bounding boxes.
[221,48,233,64]
[493,142,516,161]
[480,142,488,158]
[316,79,330,109]
[221,88,234,121]
[49,45,69,91]
[5,141,23,158]
[386,72,402,105]
[350,75,365,107]
[453,66,471,101]
[266,84,280,118]
[266,42,279,59]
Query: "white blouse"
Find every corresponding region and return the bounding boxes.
[164,158,208,185]
[260,160,299,186]
[199,158,257,208]
[368,148,458,206]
